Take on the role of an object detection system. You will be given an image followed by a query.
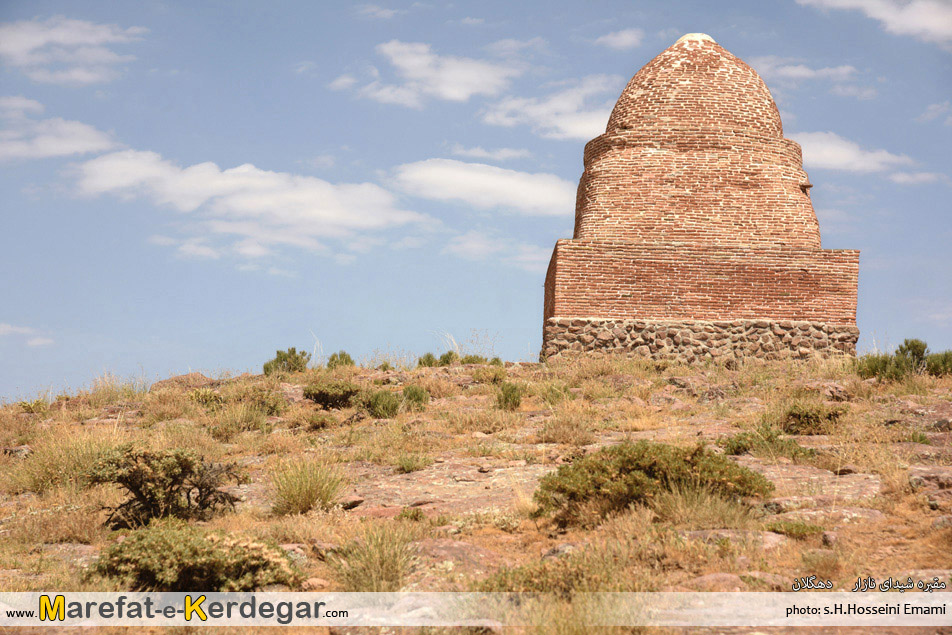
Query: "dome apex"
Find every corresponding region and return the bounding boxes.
[675,32,715,44]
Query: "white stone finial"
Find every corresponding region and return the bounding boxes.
[675,33,715,44]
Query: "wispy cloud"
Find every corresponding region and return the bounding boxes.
[74,149,429,260]
[484,37,548,58]
[792,131,914,172]
[392,158,575,216]
[750,55,874,99]
[356,4,403,20]
[347,40,522,108]
[0,323,53,347]
[888,171,948,185]
[796,0,952,49]
[450,144,531,161]
[482,74,624,140]
[594,28,644,50]
[441,230,551,273]
[0,15,145,85]
[0,96,117,161]
[916,101,952,125]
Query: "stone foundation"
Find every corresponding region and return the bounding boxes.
[541,318,858,362]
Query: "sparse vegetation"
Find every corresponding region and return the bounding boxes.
[775,400,847,435]
[364,390,400,418]
[720,422,814,460]
[496,382,523,411]
[93,523,300,591]
[263,347,311,375]
[303,380,361,409]
[395,453,431,473]
[416,352,438,368]
[460,354,488,364]
[327,350,355,369]
[331,524,417,591]
[89,445,244,528]
[401,384,430,411]
[534,441,773,527]
[857,338,952,380]
[765,520,824,540]
[439,351,460,366]
[473,365,507,385]
[270,458,344,515]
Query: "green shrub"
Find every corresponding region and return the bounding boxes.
[306,412,336,431]
[720,423,813,460]
[460,354,488,365]
[209,402,267,441]
[496,382,523,411]
[764,520,824,540]
[378,362,393,371]
[534,441,773,527]
[925,351,952,376]
[896,338,929,368]
[238,386,288,416]
[395,453,431,474]
[188,387,223,410]
[89,445,244,528]
[778,401,847,435]
[438,351,460,366]
[263,347,311,375]
[327,350,355,369]
[270,459,344,516]
[856,352,914,382]
[417,353,438,368]
[94,523,300,591]
[489,357,504,367]
[331,524,417,591]
[17,398,49,415]
[538,381,574,406]
[396,507,426,522]
[473,366,507,385]
[402,385,430,412]
[303,380,361,410]
[364,390,400,419]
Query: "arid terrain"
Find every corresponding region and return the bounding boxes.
[1,350,951,633]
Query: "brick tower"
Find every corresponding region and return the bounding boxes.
[541,33,859,361]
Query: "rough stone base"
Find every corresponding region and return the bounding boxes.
[541,318,858,362]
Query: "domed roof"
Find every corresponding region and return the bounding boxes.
[605,34,783,138]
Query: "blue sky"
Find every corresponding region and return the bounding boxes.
[1,0,950,399]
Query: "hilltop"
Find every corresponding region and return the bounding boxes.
[1,349,951,632]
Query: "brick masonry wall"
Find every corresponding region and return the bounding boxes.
[541,318,859,361]
[540,34,859,361]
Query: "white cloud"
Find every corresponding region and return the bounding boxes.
[306,154,336,169]
[353,40,522,108]
[450,144,531,161]
[916,101,952,125]
[796,0,952,48]
[751,56,857,81]
[442,230,551,272]
[328,74,358,91]
[74,149,428,256]
[0,98,117,161]
[484,37,548,58]
[0,15,145,85]
[460,17,484,26]
[829,84,877,99]
[0,323,53,346]
[392,158,575,216]
[594,28,644,50]
[293,61,316,75]
[791,131,915,172]
[750,55,875,99]
[888,171,947,184]
[482,74,623,139]
[356,4,403,19]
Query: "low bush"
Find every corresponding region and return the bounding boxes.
[489,357,504,367]
[402,385,430,412]
[209,402,267,441]
[856,338,952,380]
[777,400,847,435]
[331,524,417,591]
[17,398,49,415]
[270,458,344,516]
[327,350,355,370]
[764,520,824,540]
[926,351,952,376]
[472,366,507,385]
[395,453,431,474]
[416,353,438,368]
[7,430,121,494]
[896,338,928,368]
[305,412,336,431]
[303,380,361,410]
[188,387,223,410]
[89,445,244,528]
[534,441,773,527]
[93,523,300,591]
[438,351,460,366]
[496,382,523,411]
[364,390,400,419]
[460,354,488,365]
[720,422,815,460]
[263,347,311,375]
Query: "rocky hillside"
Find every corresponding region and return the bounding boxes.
[1,352,950,632]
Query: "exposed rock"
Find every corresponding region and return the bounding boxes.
[278,383,305,404]
[1,445,31,459]
[822,531,838,547]
[339,495,365,510]
[680,530,788,551]
[302,577,331,591]
[542,543,580,560]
